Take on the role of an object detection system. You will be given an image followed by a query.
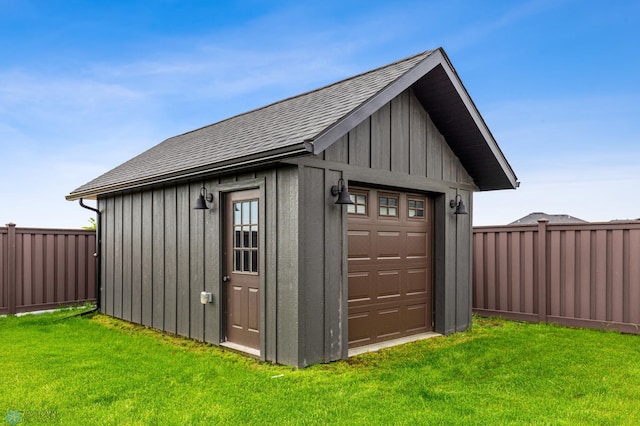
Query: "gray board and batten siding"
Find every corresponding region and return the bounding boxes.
[99,169,301,366]
[71,48,517,367]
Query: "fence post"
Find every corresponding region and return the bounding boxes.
[6,223,16,315]
[537,219,548,322]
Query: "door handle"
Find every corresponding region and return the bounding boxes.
[222,275,231,282]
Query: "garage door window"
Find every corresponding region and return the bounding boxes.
[378,196,398,217]
[348,192,367,215]
[408,199,425,218]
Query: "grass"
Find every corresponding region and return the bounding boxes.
[1,310,640,425]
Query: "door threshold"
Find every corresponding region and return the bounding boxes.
[348,332,441,357]
[220,341,260,358]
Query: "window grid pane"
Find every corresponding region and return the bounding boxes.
[242,201,251,225]
[234,205,241,225]
[242,227,249,248]
[251,251,258,273]
[251,226,258,248]
[234,250,241,271]
[243,250,250,272]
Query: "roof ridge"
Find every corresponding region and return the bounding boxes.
[167,49,436,141]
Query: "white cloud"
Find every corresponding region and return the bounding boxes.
[0,70,152,151]
[0,70,143,110]
[86,45,363,104]
[445,0,565,50]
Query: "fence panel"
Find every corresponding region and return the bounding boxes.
[473,220,640,334]
[1,227,6,314]
[0,224,96,315]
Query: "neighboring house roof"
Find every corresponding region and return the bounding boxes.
[510,212,588,225]
[67,47,517,201]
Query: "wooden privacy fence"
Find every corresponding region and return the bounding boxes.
[473,219,640,333]
[1,223,96,315]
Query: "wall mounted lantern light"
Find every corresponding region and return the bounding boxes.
[331,178,354,205]
[193,187,214,210]
[449,194,468,215]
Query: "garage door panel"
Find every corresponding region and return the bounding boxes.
[406,268,429,295]
[405,303,429,332]
[377,231,401,258]
[348,188,433,349]
[377,270,401,298]
[348,311,372,346]
[406,232,428,257]
[348,271,372,302]
[348,230,372,259]
[377,308,401,339]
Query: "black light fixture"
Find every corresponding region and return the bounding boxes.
[450,194,468,215]
[193,187,214,210]
[331,178,354,205]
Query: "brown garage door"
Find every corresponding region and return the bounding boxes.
[348,187,433,348]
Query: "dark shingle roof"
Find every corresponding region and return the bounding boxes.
[68,47,519,199]
[68,50,435,199]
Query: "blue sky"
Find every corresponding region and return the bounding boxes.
[1,0,639,228]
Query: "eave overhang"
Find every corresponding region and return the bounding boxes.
[65,144,309,201]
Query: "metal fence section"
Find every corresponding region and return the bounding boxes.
[1,223,96,315]
[473,219,640,333]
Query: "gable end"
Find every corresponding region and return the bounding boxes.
[309,48,517,191]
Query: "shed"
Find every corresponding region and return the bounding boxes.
[67,48,517,367]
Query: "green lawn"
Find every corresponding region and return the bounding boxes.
[1,309,639,425]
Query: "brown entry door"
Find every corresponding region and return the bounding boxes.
[348,187,434,348]
[224,189,260,350]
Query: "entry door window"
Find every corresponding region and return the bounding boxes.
[233,199,258,273]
